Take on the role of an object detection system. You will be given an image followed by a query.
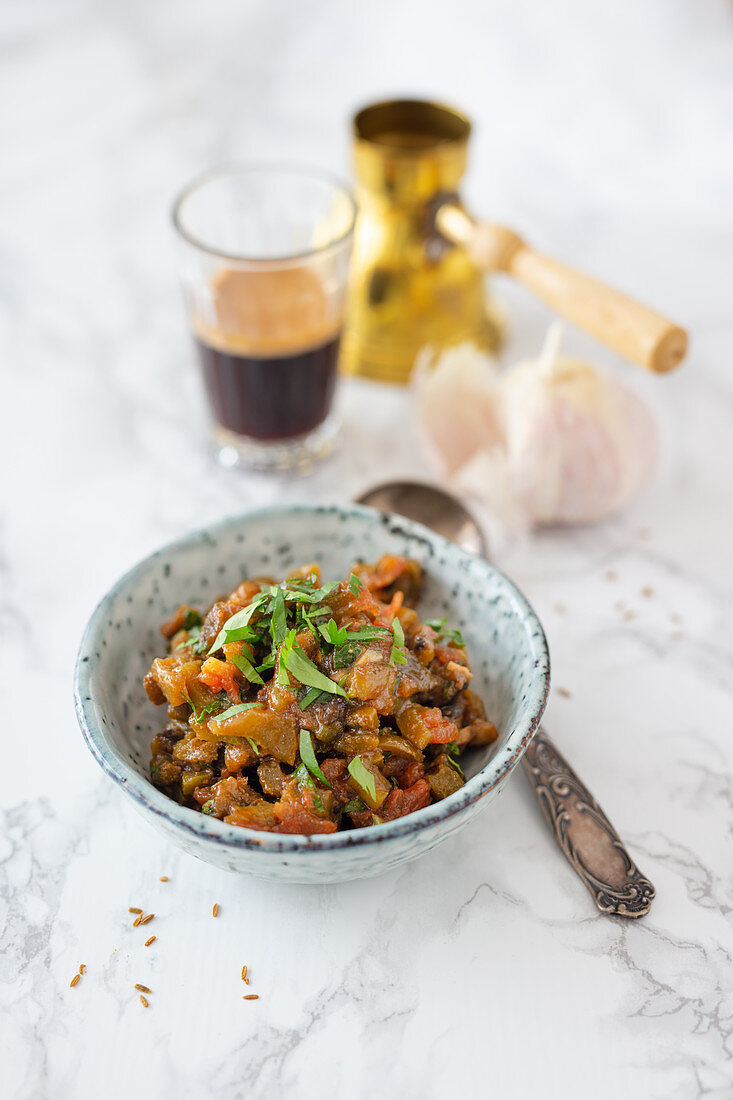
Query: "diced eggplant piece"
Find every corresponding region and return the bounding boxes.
[172,737,219,764]
[346,754,391,811]
[333,731,380,756]
[257,758,287,798]
[181,767,215,799]
[201,708,298,765]
[426,755,464,800]
[378,733,423,760]
[225,802,278,830]
[347,705,379,731]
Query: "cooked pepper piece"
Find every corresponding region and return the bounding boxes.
[397,704,460,749]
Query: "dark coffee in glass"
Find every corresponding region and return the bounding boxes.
[193,266,341,445]
[173,166,355,471]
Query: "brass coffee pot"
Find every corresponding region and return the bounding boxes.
[340,99,687,384]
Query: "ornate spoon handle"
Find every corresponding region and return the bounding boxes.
[521,729,655,918]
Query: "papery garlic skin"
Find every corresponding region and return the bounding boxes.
[414,343,502,476]
[416,334,658,529]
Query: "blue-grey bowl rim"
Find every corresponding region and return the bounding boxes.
[74,503,550,855]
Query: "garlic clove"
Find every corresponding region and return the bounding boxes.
[414,343,502,476]
[415,330,658,529]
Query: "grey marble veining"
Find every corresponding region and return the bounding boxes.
[2,0,733,1096]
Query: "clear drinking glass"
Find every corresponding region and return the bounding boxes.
[172,165,356,471]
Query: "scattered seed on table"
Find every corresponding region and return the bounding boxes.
[623,610,636,621]
[135,984,151,994]
[159,876,169,882]
[79,964,86,974]
[139,995,149,1008]
[212,903,219,918]
[641,585,654,597]
[605,570,617,581]
[132,915,142,927]
[145,936,156,948]
[554,602,565,614]
[241,965,248,982]
[128,907,142,914]
[140,913,154,926]
[556,687,572,699]
[69,973,81,988]
[242,994,259,1001]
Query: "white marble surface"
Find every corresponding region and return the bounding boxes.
[2,0,733,1097]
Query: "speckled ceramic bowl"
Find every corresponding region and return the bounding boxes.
[74,504,549,883]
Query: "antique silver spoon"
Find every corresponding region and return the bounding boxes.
[357,480,655,918]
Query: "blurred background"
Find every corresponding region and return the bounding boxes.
[3,0,731,542]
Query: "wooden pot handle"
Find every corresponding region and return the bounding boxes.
[436,204,688,373]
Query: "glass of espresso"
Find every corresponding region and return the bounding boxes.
[172,166,356,470]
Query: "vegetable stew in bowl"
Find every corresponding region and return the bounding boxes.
[145,556,498,835]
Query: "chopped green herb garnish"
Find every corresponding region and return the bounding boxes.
[208,701,261,723]
[201,800,215,815]
[299,729,333,788]
[320,618,390,651]
[342,798,366,814]
[183,609,202,630]
[187,696,225,723]
[246,736,260,755]
[174,626,203,653]
[389,616,407,667]
[230,651,264,686]
[286,581,338,604]
[293,761,324,812]
[320,618,348,646]
[347,756,377,802]
[208,595,267,654]
[425,618,466,648]
[270,589,288,646]
[286,642,349,699]
[348,573,362,596]
[299,687,323,710]
[447,754,465,778]
[277,629,297,687]
[333,640,363,669]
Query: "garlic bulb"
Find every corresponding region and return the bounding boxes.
[416,326,658,528]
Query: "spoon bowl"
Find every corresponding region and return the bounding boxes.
[357,480,487,557]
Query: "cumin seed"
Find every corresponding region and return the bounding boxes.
[128,907,142,914]
[139,994,149,1008]
[140,913,154,925]
[241,965,248,981]
[144,936,156,948]
[79,964,86,974]
[212,903,219,918]
[242,994,259,1000]
[159,876,169,882]
[132,916,142,927]
[69,973,81,988]
[134,984,151,993]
